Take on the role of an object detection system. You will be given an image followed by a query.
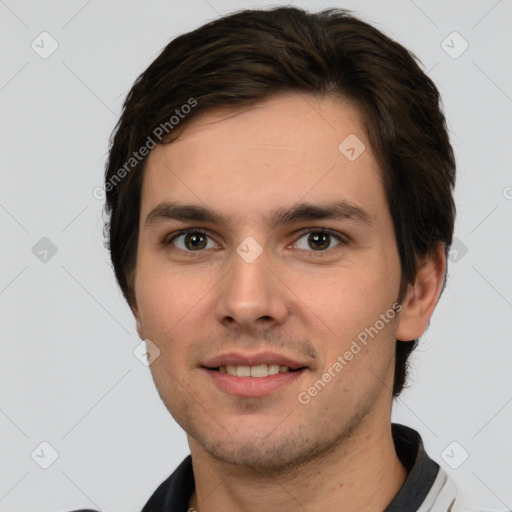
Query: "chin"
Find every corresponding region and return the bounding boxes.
[189,422,345,476]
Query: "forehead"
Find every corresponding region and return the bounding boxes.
[140,93,386,227]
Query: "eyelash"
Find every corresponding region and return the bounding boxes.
[163,228,349,254]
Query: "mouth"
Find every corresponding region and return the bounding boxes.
[208,364,306,377]
[201,353,309,397]
[201,351,309,372]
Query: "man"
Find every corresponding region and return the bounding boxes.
[92,6,484,511]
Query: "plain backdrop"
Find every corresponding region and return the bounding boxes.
[0,0,511,511]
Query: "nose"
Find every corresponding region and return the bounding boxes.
[214,245,289,332]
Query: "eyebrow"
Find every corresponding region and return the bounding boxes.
[144,200,374,229]
[269,201,373,227]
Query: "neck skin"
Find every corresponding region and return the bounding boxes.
[187,412,407,512]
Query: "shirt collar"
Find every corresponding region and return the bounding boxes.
[384,423,440,511]
[141,423,440,512]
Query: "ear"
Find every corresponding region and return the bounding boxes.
[395,241,447,342]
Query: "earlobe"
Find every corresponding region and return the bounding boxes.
[395,242,447,342]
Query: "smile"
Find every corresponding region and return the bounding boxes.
[216,364,300,377]
[204,366,307,397]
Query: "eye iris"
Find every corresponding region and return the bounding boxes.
[308,232,330,250]
[185,232,207,250]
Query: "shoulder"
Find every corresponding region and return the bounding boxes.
[451,506,506,512]
[419,466,504,512]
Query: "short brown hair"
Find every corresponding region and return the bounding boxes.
[104,6,456,397]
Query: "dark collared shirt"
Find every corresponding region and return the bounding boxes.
[137,423,478,511]
[71,424,482,511]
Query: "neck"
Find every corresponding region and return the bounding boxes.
[188,419,407,512]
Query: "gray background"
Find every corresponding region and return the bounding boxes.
[1,0,511,510]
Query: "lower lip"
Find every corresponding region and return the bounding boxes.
[203,368,306,397]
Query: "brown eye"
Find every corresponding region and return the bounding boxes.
[307,232,330,250]
[294,229,346,252]
[184,232,207,250]
[168,230,217,251]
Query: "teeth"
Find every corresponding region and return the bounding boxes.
[250,364,267,377]
[268,364,280,375]
[220,364,293,377]
[236,366,251,377]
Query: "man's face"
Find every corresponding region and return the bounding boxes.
[134,93,404,470]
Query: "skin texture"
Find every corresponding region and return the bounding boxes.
[133,92,446,511]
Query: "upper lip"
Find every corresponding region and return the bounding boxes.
[202,351,308,370]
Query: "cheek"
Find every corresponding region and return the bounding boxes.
[293,262,391,324]
[135,263,189,338]
[134,261,220,363]
[289,257,399,365]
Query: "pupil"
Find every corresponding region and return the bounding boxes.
[309,232,329,250]
[185,233,207,250]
